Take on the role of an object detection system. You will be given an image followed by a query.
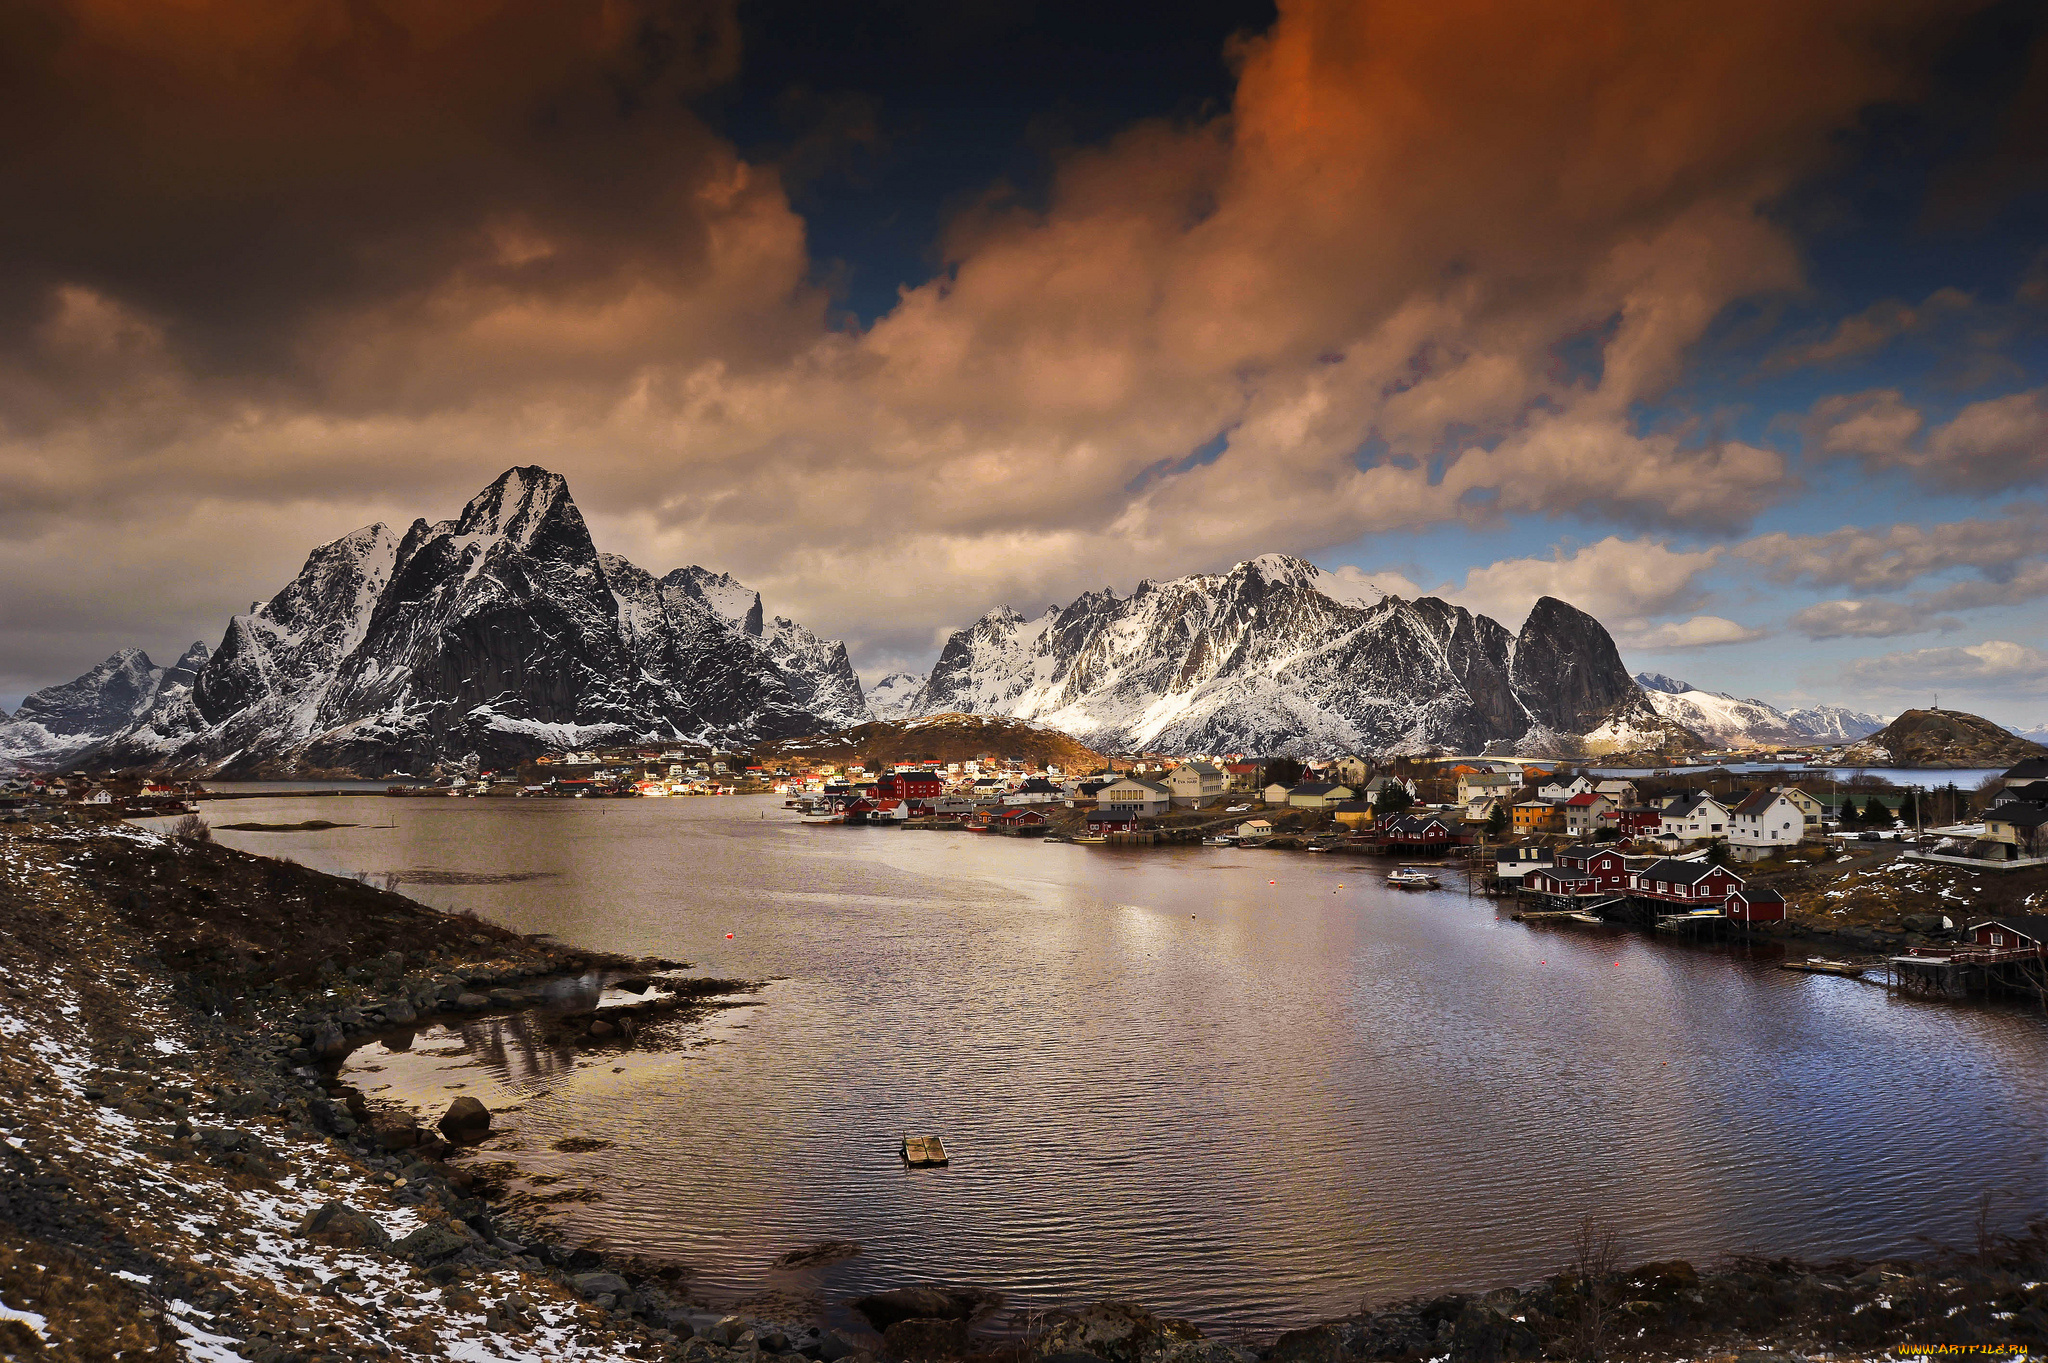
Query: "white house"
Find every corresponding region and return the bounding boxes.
[1167,762,1226,807]
[1729,789,1807,849]
[1263,782,1295,805]
[1561,792,1613,837]
[1592,779,1640,806]
[1457,771,1521,805]
[1659,793,1731,842]
[1538,775,1596,803]
[1287,782,1356,809]
[1327,754,1372,786]
[1098,776,1172,817]
[1237,818,1275,840]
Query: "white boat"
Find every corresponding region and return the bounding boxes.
[1385,869,1440,889]
[1202,836,1234,847]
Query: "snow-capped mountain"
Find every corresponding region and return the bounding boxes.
[14,468,868,775]
[864,672,927,720]
[0,642,209,766]
[1630,673,1885,746]
[893,554,1685,756]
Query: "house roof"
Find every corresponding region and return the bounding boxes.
[2001,758,2048,782]
[1638,857,1737,885]
[1290,782,1350,796]
[1730,788,1790,817]
[1731,886,1785,903]
[1105,776,1171,795]
[1175,761,1222,776]
[1989,804,2048,828]
[1564,793,1603,807]
[1967,913,2048,941]
[1663,793,1723,819]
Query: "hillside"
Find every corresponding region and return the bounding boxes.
[753,713,1108,772]
[1839,708,2047,769]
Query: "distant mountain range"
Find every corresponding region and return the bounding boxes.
[870,554,1695,757]
[0,468,868,775]
[1630,673,1887,747]
[0,473,1924,773]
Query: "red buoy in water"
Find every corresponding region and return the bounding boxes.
[725,932,735,939]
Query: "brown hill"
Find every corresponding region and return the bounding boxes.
[1839,708,2046,769]
[752,713,1108,772]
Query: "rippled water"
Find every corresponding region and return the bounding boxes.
[159,795,2048,1328]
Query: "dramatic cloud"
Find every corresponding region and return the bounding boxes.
[0,0,1992,689]
[1623,616,1770,650]
[1809,387,2048,490]
[1840,640,2048,696]
[1743,503,2048,640]
[1766,287,1971,370]
[1788,599,1961,640]
[1739,503,2048,591]
[1450,537,1720,631]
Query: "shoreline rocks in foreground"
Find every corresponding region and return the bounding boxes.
[0,818,2042,1361]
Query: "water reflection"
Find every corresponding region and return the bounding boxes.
[165,794,2048,1330]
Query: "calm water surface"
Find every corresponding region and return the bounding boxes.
[154,795,2047,1328]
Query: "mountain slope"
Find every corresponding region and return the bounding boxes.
[1841,710,2048,769]
[898,554,1675,756]
[0,643,209,767]
[1631,672,1885,746]
[67,468,868,775]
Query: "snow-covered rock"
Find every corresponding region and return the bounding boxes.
[51,467,868,775]
[864,672,927,720]
[1630,672,1884,746]
[894,553,1667,756]
[0,643,208,766]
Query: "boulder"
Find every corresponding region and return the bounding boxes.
[1266,1325,1340,1363]
[817,1328,875,1361]
[882,1318,968,1362]
[588,1019,617,1040]
[1030,1302,1202,1363]
[382,997,419,1027]
[294,1201,390,1250]
[371,1110,422,1151]
[852,1286,1002,1331]
[392,1220,474,1263]
[438,1096,491,1143]
[454,992,490,1011]
[572,1271,632,1300]
[310,1018,347,1061]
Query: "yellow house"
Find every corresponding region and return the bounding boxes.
[1331,799,1375,830]
[1512,800,1562,834]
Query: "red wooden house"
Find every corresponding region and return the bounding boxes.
[872,771,944,800]
[1963,915,2048,960]
[991,806,1049,832]
[1085,810,1139,834]
[1725,886,1785,923]
[1524,844,1632,899]
[1631,858,1744,909]
[1609,807,1664,837]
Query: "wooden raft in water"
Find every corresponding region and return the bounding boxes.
[901,1136,950,1167]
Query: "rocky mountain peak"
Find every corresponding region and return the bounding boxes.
[1634,671,1695,694]
[1509,596,1639,735]
[453,466,581,550]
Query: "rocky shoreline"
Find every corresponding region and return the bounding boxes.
[1,818,2043,1361]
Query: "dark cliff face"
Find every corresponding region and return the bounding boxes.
[1508,596,1640,734]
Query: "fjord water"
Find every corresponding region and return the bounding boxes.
[189,795,2044,1329]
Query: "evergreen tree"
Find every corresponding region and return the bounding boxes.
[1485,802,1509,839]
[1897,790,1919,826]
[1375,782,1413,816]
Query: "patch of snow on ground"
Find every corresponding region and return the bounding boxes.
[0,1298,49,1341]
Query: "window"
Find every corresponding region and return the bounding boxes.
[1991,933,2005,946]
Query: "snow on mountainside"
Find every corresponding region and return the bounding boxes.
[863,672,926,720]
[22,468,868,775]
[1629,672,1884,746]
[897,553,1672,757]
[0,642,209,766]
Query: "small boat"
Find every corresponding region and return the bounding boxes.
[798,811,844,825]
[1567,911,1605,924]
[1072,834,1108,844]
[1781,958,1865,977]
[1202,836,1234,847]
[901,1135,950,1167]
[1385,869,1439,889]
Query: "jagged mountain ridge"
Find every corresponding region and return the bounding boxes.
[12,468,867,775]
[0,642,209,767]
[897,554,1680,757]
[1630,673,1886,746]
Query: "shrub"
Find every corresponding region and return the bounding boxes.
[170,813,211,843]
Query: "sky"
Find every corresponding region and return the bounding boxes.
[1,0,2046,726]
